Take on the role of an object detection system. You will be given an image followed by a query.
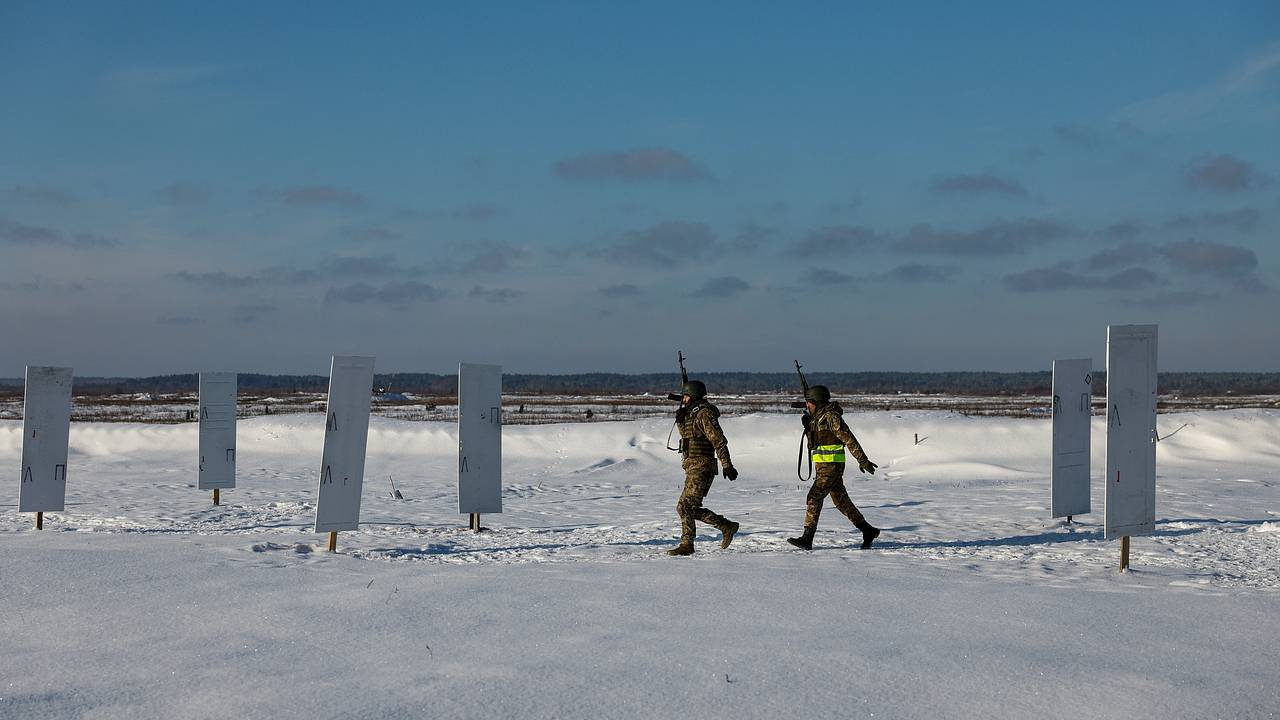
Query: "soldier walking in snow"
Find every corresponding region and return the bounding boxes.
[667,379,740,556]
[788,385,881,550]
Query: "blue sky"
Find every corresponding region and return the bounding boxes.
[1,1,1277,375]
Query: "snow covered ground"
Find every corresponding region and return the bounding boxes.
[2,410,1278,719]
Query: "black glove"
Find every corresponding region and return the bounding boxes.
[801,412,811,430]
[858,459,878,475]
[723,466,738,481]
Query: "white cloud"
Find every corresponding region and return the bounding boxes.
[1116,43,1280,128]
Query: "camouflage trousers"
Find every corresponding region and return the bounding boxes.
[803,463,866,532]
[676,458,731,542]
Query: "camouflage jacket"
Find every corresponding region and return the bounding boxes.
[807,402,870,466]
[676,400,733,469]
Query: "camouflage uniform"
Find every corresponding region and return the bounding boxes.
[796,401,879,548]
[672,399,737,550]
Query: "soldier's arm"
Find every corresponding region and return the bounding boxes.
[833,417,872,466]
[698,413,734,469]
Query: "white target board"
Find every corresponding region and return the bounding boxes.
[198,372,237,490]
[314,355,376,533]
[19,366,73,513]
[1051,358,1092,518]
[1104,325,1157,540]
[458,363,502,514]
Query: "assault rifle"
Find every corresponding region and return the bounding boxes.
[666,350,688,402]
[665,350,689,452]
[791,359,809,409]
[793,359,814,481]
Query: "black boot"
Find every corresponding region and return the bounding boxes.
[787,528,815,550]
[719,521,739,549]
[666,539,694,556]
[855,520,880,549]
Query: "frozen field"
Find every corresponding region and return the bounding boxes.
[3,390,1277,424]
[2,410,1278,719]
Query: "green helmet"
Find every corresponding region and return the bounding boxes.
[681,380,707,399]
[805,385,830,404]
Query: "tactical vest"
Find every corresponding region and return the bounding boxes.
[808,403,846,464]
[677,401,718,458]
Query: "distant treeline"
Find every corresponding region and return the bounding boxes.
[2,371,1279,397]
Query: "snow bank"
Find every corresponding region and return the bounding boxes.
[1,409,1277,719]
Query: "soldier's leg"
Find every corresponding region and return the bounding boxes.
[801,473,831,534]
[695,506,729,525]
[675,471,710,542]
[788,474,830,550]
[805,472,834,531]
[683,472,731,528]
[678,459,721,527]
[827,471,867,526]
[690,471,739,549]
[826,467,880,548]
[693,470,728,528]
[668,471,706,555]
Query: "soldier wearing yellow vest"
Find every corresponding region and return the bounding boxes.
[788,385,881,550]
[667,380,740,556]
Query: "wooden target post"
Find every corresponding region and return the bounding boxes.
[198,373,238,505]
[458,363,503,530]
[313,355,376,556]
[1104,325,1157,575]
[20,367,73,533]
[1052,358,1092,523]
